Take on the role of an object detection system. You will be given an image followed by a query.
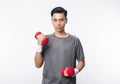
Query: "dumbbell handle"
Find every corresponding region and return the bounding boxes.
[34,32,42,39]
[61,67,79,77]
[34,31,49,45]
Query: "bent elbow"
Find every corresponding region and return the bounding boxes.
[35,64,43,68]
[83,60,85,68]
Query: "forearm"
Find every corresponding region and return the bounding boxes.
[34,31,48,68]
[61,60,85,77]
[34,52,44,68]
[76,60,85,72]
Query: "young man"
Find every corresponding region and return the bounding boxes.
[34,6,85,84]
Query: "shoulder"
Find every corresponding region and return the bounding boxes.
[46,33,55,37]
[69,34,82,45]
[69,34,80,40]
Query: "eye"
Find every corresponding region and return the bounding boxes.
[59,19,64,21]
[53,19,57,22]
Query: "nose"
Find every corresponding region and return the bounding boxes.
[56,20,61,26]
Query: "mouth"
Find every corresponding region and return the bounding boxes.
[56,27,61,29]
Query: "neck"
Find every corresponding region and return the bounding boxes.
[54,31,68,38]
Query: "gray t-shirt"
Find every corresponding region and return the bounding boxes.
[42,33,85,84]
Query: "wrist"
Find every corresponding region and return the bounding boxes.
[74,68,79,76]
[36,45,42,52]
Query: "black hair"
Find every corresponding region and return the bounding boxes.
[51,7,67,17]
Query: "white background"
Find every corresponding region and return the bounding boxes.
[0,0,120,84]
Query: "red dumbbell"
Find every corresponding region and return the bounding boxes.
[61,67,75,77]
[34,31,49,45]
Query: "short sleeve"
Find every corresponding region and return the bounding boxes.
[75,38,85,60]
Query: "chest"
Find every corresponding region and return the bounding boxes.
[49,38,75,51]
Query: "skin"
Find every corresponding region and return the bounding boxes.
[34,13,85,76]
[51,13,68,37]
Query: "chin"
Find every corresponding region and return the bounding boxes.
[57,30,64,33]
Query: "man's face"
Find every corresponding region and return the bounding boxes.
[51,13,67,32]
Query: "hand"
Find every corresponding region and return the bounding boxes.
[61,67,75,77]
[35,32,49,45]
[37,34,46,45]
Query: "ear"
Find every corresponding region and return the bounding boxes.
[51,18,53,23]
[66,18,68,24]
[51,18,52,21]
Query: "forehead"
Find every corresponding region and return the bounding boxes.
[52,13,65,19]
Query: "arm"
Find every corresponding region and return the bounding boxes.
[34,33,46,68]
[34,52,44,68]
[76,59,85,72]
[62,39,85,76]
[62,59,85,77]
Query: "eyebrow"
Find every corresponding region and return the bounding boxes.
[52,18,65,20]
